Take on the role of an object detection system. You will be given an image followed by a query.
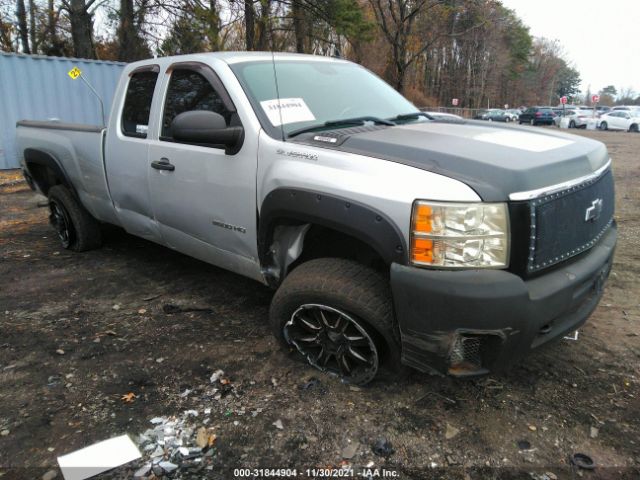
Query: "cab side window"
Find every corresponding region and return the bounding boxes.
[161,69,233,140]
[122,70,158,138]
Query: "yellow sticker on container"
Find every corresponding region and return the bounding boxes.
[67,67,82,80]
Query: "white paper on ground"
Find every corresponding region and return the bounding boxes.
[58,435,141,480]
[260,97,316,126]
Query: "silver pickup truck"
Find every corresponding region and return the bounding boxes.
[17,52,616,384]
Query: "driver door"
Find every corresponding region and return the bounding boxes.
[147,62,261,279]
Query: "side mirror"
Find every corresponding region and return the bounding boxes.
[171,110,244,154]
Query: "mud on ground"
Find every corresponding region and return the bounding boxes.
[0,130,638,480]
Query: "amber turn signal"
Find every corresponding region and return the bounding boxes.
[411,237,433,263]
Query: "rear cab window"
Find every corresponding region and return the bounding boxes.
[121,67,159,138]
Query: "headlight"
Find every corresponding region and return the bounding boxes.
[410,201,509,268]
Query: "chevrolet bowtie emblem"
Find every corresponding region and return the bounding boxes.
[585,198,603,222]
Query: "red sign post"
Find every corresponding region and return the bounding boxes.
[592,94,600,104]
[560,96,567,104]
[452,98,459,106]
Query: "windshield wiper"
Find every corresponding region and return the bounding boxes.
[288,116,395,138]
[390,112,434,122]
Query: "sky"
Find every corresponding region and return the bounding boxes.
[499,0,640,96]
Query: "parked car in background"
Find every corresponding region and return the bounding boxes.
[518,106,555,125]
[599,109,640,132]
[506,109,521,120]
[553,109,576,127]
[611,105,639,112]
[422,111,463,121]
[475,109,515,122]
[595,106,611,114]
[566,108,596,128]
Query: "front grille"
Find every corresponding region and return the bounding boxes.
[527,169,614,273]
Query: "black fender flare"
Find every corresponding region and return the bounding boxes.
[258,188,408,278]
[23,148,76,197]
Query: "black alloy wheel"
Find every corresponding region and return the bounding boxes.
[49,199,73,249]
[283,303,379,384]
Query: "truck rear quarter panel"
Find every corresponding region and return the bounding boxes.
[17,124,118,224]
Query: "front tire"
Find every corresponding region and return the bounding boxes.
[48,185,102,251]
[569,120,576,128]
[600,121,608,130]
[270,258,399,385]
[630,124,639,133]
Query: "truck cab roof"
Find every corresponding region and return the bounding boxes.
[127,52,349,71]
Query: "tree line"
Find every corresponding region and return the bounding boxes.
[1,0,637,108]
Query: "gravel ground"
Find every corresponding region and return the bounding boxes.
[0,129,638,480]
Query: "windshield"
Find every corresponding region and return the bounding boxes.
[230,60,418,138]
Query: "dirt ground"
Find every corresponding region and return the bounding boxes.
[0,129,638,480]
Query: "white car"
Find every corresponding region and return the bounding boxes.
[611,105,638,112]
[567,108,596,128]
[599,110,640,132]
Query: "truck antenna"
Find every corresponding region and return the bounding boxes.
[67,66,106,126]
[79,74,106,127]
[271,50,286,142]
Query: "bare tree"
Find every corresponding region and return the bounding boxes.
[28,0,36,51]
[367,0,446,92]
[244,0,254,49]
[60,0,97,58]
[117,0,150,61]
[16,0,30,53]
[0,4,16,51]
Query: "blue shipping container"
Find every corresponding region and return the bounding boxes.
[0,52,125,169]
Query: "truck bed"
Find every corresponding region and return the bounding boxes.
[16,120,119,225]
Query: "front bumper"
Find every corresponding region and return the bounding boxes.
[390,224,617,376]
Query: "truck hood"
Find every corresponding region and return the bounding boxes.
[297,121,610,201]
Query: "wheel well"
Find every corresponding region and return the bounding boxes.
[24,149,72,196]
[263,220,390,288]
[26,162,63,196]
[290,225,388,276]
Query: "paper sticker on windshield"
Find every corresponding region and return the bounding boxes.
[260,98,315,126]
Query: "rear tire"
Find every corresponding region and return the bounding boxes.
[630,124,639,133]
[48,185,102,252]
[270,258,401,385]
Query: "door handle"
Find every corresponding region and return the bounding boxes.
[151,158,175,171]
